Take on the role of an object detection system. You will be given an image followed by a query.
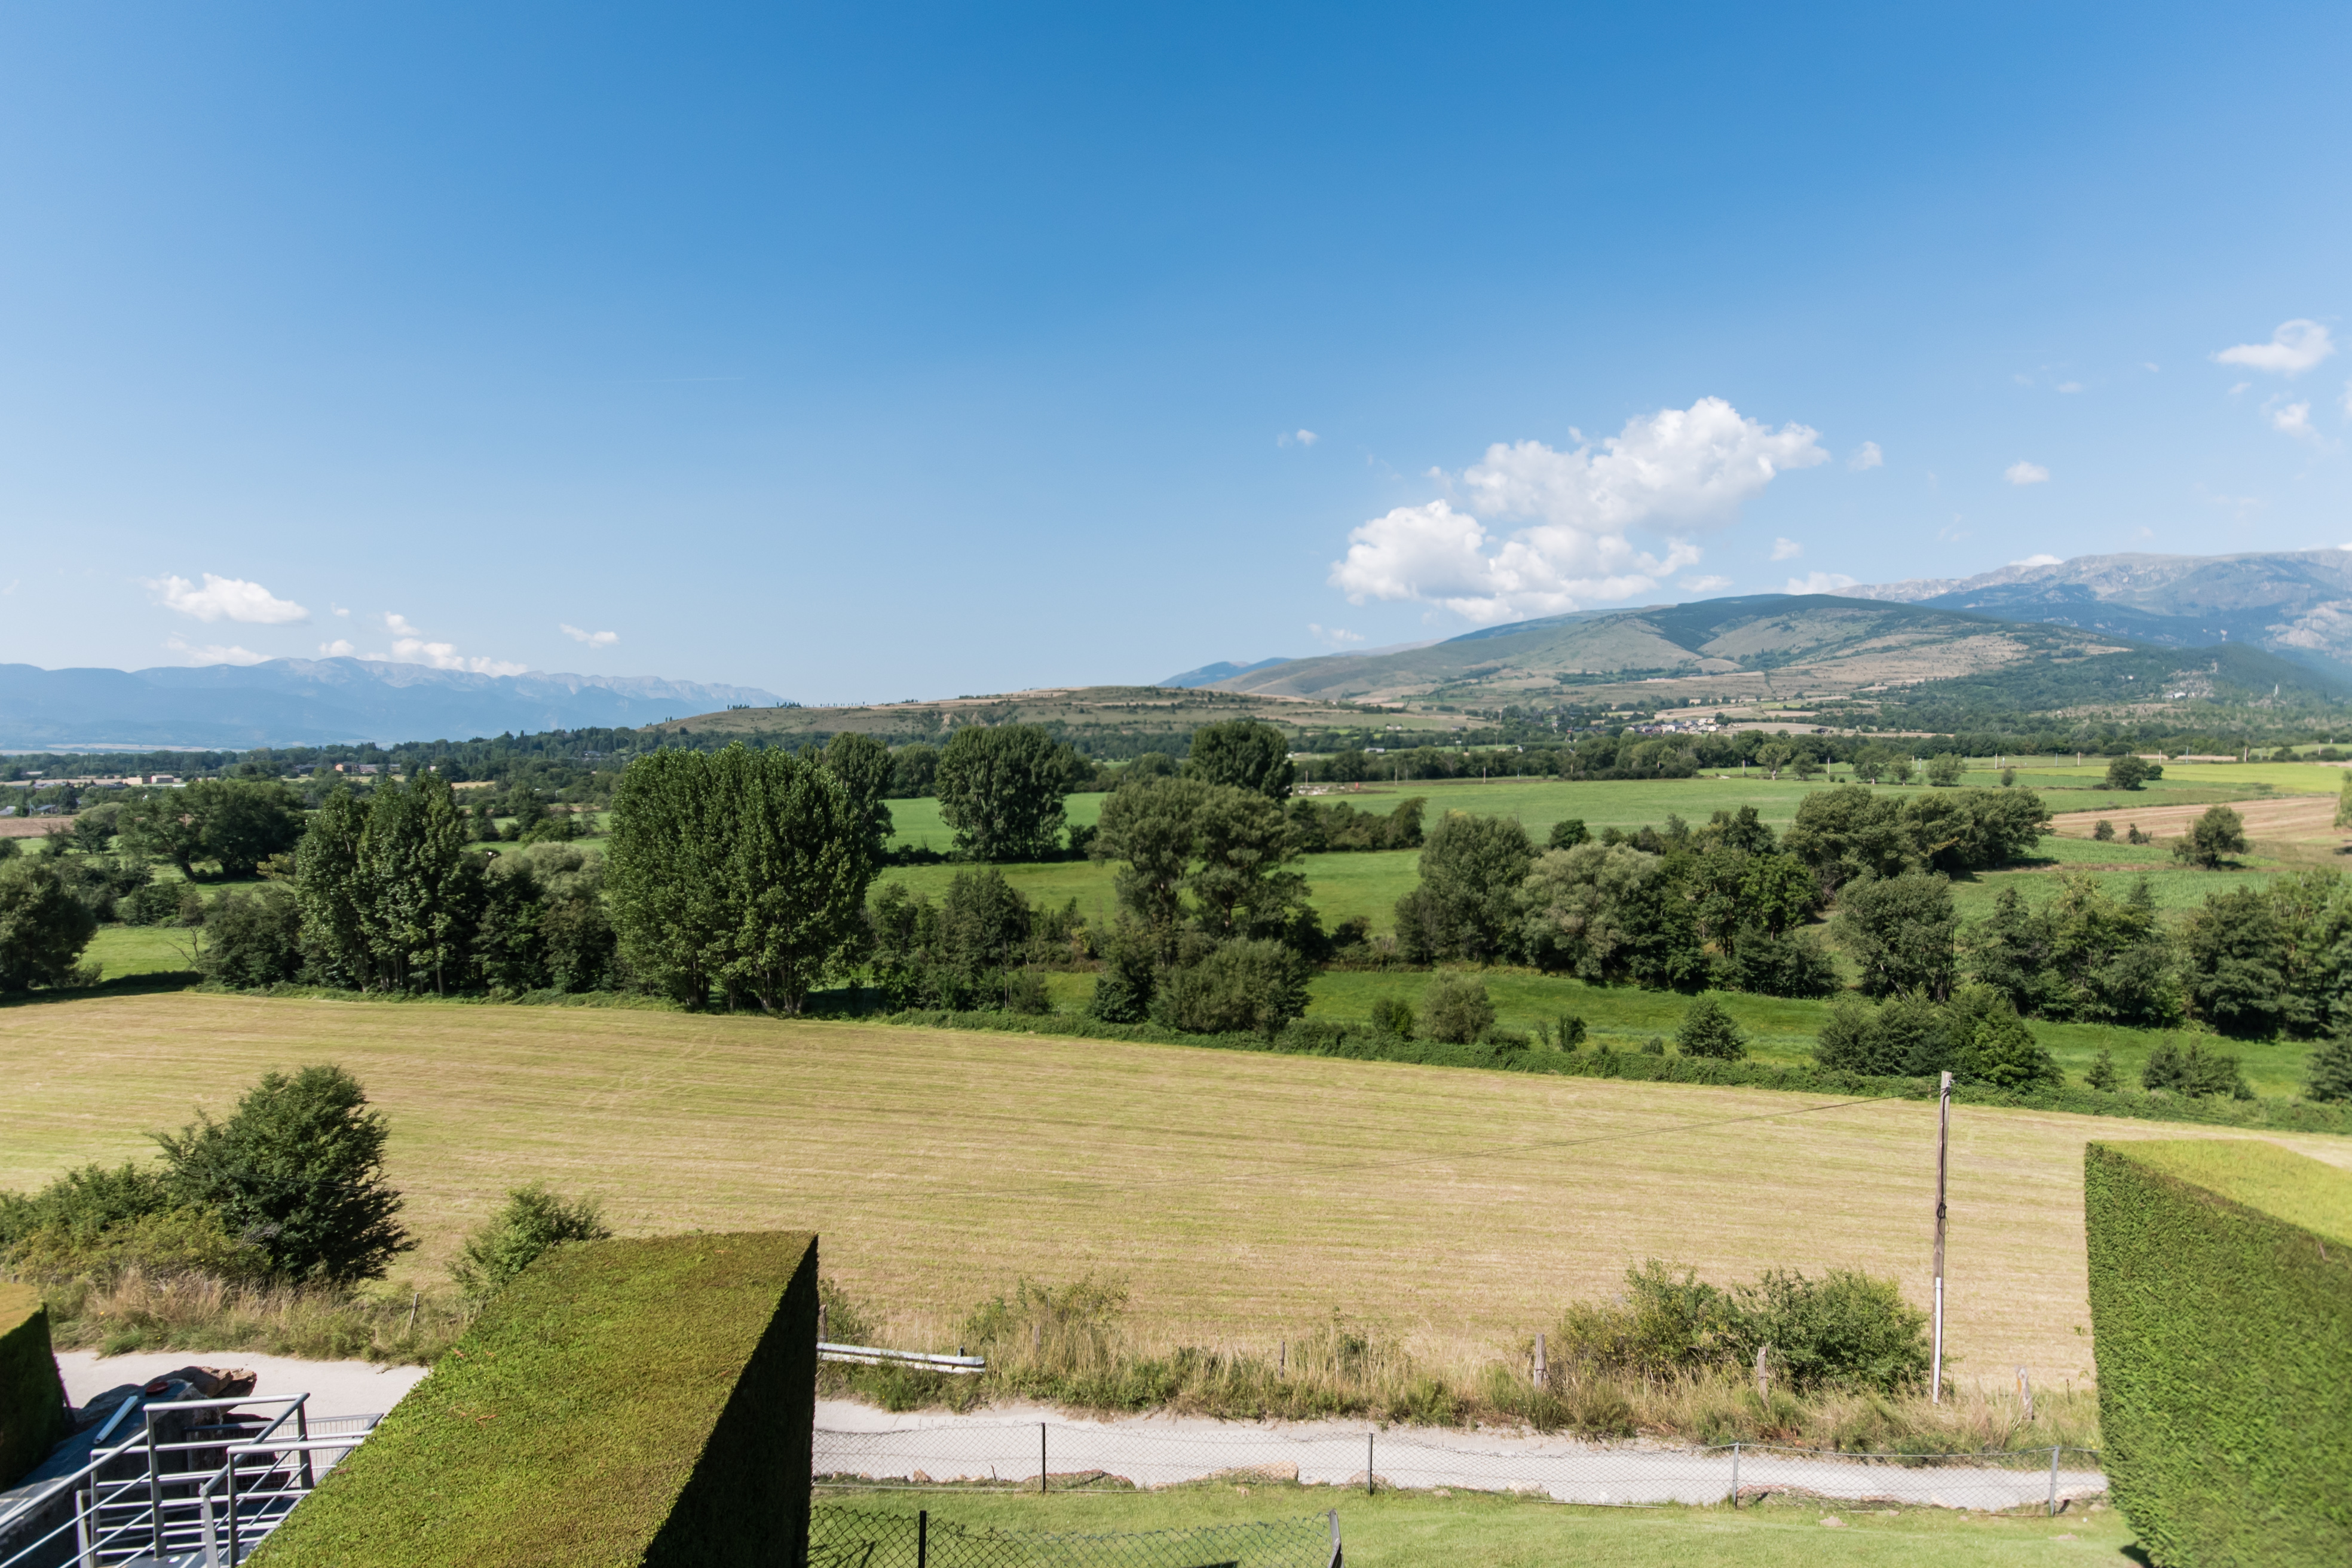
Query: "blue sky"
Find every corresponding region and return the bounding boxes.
[5,3,2352,699]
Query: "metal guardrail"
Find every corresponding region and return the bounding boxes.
[820,1342,988,1376]
[0,1393,378,1568]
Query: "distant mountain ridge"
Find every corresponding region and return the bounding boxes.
[1845,549,2352,679]
[0,658,785,750]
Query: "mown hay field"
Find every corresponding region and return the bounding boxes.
[6,991,2345,1391]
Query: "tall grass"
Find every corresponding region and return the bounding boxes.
[24,1267,467,1364]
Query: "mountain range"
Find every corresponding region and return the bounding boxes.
[0,659,785,751]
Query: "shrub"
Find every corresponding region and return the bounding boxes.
[2093,819,2115,842]
[1420,972,1496,1045]
[1557,1013,1587,1050]
[1924,752,1965,787]
[1369,994,1416,1039]
[1394,812,1535,963]
[2172,804,2249,869]
[199,886,307,988]
[451,1184,612,1300]
[119,880,188,926]
[155,1065,414,1285]
[2085,1046,2120,1092]
[1719,927,1840,998]
[1149,939,1312,1036]
[1547,818,1590,850]
[1814,995,1906,1075]
[0,1284,68,1490]
[2104,755,2160,791]
[2140,1039,2253,1099]
[1084,921,1157,1024]
[2308,1033,2352,1102]
[2084,1141,2352,1568]
[1674,994,1747,1060]
[250,1232,820,1568]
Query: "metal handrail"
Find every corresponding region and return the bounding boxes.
[817,1341,986,1373]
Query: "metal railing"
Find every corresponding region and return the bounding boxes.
[822,1342,988,1376]
[0,1394,377,1568]
[814,1421,2106,1515]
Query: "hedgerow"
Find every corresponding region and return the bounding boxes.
[0,1284,68,1489]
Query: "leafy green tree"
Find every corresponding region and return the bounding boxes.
[2337,771,2352,830]
[118,794,209,878]
[1924,753,1966,787]
[1394,812,1535,963]
[1184,720,1295,800]
[0,859,99,993]
[1675,994,1747,1059]
[889,743,941,798]
[936,868,1033,979]
[1084,919,1159,1023]
[188,779,307,878]
[933,725,1077,862]
[823,733,898,862]
[154,1064,413,1284]
[1815,995,1907,1075]
[2172,804,2249,869]
[1517,841,1704,987]
[1832,871,1959,999]
[1420,971,1496,1044]
[1094,777,1210,937]
[1884,754,1915,785]
[2140,1039,2252,1098]
[356,773,482,995]
[2306,1033,2352,1102]
[1949,993,2062,1088]
[2092,819,2115,841]
[2178,886,2285,1037]
[1547,817,1590,850]
[499,782,548,842]
[293,788,371,988]
[70,804,119,855]
[2103,754,2160,791]
[1186,785,1306,938]
[1149,938,1312,1036]
[451,1183,610,1300]
[608,743,877,1012]
[1370,994,1416,1039]
[198,887,306,989]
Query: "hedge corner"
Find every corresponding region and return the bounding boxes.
[0,1282,69,1492]
[2084,1140,2352,1567]
[250,1230,819,1568]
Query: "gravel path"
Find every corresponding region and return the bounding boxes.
[815,1401,2105,1511]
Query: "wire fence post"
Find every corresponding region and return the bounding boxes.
[2048,1446,2061,1515]
[1040,1422,1048,1494]
[1731,1442,1740,1509]
[917,1508,927,1568]
[1367,1431,1374,1496]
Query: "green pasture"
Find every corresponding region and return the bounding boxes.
[813,1490,2136,1566]
[886,792,1108,854]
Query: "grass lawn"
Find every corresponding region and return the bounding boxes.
[6,991,2347,1390]
[814,1488,2137,1566]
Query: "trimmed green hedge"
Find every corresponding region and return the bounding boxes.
[0,1283,68,1489]
[252,1231,818,1568]
[2084,1141,2352,1566]
[884,1009,2352,1135]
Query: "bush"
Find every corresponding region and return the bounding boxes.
[2172,804,2249,869]
[2308,1034,2352,1102]
[2093,819,2115,842]
[1547,818,1590,850]
[1149,939,1312,1036]
[1420,972,1496,1045]
[451,1184,612,1300]
[1674,994,1747,1060]
[0,858,99,993]
[0,1284,68,1490]
[2141,1039,2253,1099]
[1083,922,1157,1024]
[199,886,307,988]
[2084,1141,2352,1567]
[119,880,188,926]
[155,1065,414,1285]
[2105,755,2160,791]
[1369,994,1416,1039]
[250,1232,820,1568]
[1924,752,1965,787]
[1719,927,1840,998]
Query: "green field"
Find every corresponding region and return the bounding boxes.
[815,1489,2135,1566]
[8,991,2349,1392]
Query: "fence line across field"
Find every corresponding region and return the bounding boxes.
[810,1507,1342,1568]
[814,1421,2105,1514]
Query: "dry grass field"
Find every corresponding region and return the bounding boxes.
[7,991,2347,1394]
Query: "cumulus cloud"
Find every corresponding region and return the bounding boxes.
[1331,397,1823,623]
[376,612,529,676]
[165,636,269,666]
[148,572,308,624]
[1279,429,1319,448]
[2005,461,2051,486]
[1308,623,1362,647]
[318,639,356,657]
[1680,575,1734,593]
[1847,441,1883,471]
[561,623,620,646]
[2270,400,2320,442]
[2010,553,2063,567]
[1770,537,1803,561]
[1786,571,1858,595]
[2214,319,2335,376]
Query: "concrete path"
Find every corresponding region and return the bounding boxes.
[815,1401,2105,1512]
[56,1350,430,1423]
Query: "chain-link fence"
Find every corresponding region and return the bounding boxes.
[815,1422,2105,1514]
[810,1506,1340,1568]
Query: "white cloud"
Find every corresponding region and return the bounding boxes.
[332,605,351,618]
[1786,571,1858,595]
[2228,381,2251,397]
[2270,400,2320,442]
[2342,381,2352,419]
[2056,381,2084,394]
[147,572,308,624]
[1332,397,1821,623]
[561,623,620,646]
[1279,429,1319,448]
[1307,623,1362,648]
[2214,319,2335,376]
[2005,461,2051,486]
[318,639,356,657]
[165,635,269,666]
[375,612,529,676]
[1770,537,1803,561]
[1680,575,1734,593]
[2010,553,2063,567]
[1846,441,1883,471]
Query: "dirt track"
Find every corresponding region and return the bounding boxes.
[2046,794,2344,843]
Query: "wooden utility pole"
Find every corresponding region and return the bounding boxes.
[1932,1070,1952,1404]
